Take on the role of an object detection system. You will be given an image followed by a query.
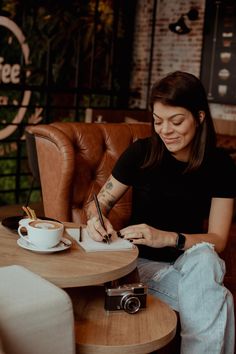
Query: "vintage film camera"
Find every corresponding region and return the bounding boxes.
[104,283,147,314]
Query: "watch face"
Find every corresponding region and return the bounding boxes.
[177,233,186,250]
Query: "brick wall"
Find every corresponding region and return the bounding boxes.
[130,0,236,127]
[129,0,154,109]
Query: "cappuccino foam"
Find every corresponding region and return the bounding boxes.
[29,220,61,230]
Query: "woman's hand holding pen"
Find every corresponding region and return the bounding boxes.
[86,194,115,243]
[87,215,114,242]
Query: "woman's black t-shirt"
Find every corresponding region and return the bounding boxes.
[112,137,236,263]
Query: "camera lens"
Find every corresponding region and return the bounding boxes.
[122,295,141,314]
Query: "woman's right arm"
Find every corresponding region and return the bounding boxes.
[86,175,129,241]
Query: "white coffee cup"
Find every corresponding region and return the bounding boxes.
[18,219,64,249]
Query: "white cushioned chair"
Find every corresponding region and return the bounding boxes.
[0,265,75,354]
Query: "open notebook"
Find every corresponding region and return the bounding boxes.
[66,227,135,252]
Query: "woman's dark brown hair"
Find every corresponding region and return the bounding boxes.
[144,71,216,172]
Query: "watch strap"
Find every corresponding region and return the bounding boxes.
[176,233,186,250]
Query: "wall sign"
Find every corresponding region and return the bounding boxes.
[201,0,236,104]
[0,16,31,139]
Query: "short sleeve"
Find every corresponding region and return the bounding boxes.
[112,138,148,185]
[210,149,236,198]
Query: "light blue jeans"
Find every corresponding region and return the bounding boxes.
[137,242,235,354]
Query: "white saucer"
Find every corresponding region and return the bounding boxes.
[17,237,72,254]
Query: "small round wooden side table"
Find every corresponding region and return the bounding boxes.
[69,286,177,354]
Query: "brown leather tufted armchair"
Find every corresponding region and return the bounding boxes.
[26,122,151,229]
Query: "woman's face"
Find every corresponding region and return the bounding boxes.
[153,102,198,161]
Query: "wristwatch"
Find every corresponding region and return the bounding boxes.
[175,233,186,250]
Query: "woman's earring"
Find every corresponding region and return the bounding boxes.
[199,111,205,123]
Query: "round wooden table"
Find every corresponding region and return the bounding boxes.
[0,223,138,287]
[0,222,178,353]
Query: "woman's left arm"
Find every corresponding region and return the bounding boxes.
[120,198,235,253]
[206,197,234,252]
[180,197,234,253]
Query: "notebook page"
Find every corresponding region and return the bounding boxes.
[66,227,135,252]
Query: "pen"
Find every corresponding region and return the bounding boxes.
[79,226,82,242]
[93,193,110,244]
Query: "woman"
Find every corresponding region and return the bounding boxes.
[86,71,236,353]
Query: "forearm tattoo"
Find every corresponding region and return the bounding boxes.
[86,177,118,218]
[99,178,117,214]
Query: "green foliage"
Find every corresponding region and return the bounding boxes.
[0,0,130,205]
[2,0,114,88]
